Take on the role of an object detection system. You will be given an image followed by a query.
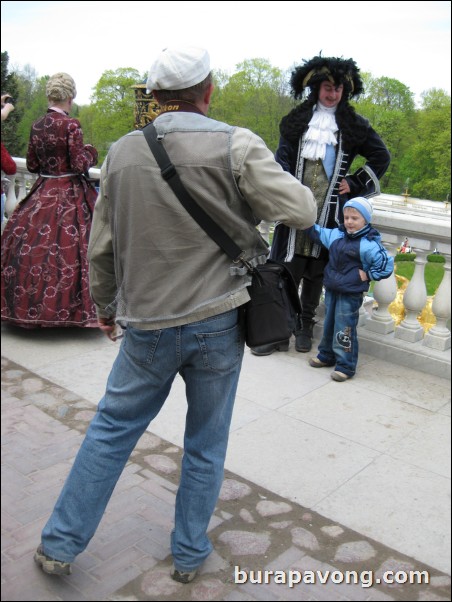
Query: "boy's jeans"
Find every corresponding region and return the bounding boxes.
[317,290,363,376]
[40,309,244,572]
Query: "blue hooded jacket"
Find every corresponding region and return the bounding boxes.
[307,223,394,294]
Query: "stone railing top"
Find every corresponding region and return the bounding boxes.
[10,157,101,180]
[373,208,450,240]
[373,193,450,218]
[11,160,449,214]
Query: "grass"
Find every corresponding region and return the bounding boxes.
[368,258,445,297]
[394,261,445,296]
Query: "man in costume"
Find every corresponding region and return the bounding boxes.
[251,55,390,356]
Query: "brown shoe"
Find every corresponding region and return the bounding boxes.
[170,564,198,583]
[331,371,351,382]
[309,357,332,368]
[34,545,72,576]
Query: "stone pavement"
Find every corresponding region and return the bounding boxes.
[2,350,451,601]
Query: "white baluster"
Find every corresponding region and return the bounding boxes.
[358,295,371,326]
[25,173,37,197]
[395,248,427,342]
[423,255,451,350]
[365,242,397,334]
[4,174,18,217]
[17,172,29,203]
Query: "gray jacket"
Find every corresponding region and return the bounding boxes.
[88,111,316,329]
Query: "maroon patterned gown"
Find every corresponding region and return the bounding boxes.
[1,109,99,328]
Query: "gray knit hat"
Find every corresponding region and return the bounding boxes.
[343,197,373,223]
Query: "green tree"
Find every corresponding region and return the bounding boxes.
[1,51,21,155]
[2,54,450,201]
[77,103,97,148]
[210,59,293,151]
[404,89,451,201]
[359,75,415,112]
[353,75,416,193]
[90,68,140,162]
[15,75,49,155]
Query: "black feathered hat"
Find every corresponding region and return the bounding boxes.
[290,54,363,100]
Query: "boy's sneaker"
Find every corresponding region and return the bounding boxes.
[170,564,198,583]
[34,545,72,575]
[309,357,332,368]
[331,371,351,382]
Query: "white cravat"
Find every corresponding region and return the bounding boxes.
[300,102,338,161]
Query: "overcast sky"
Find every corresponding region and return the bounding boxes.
[2,0,451,106]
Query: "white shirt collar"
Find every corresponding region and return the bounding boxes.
[300,102,338,161]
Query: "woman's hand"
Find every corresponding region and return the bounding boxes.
[1,95,15,122]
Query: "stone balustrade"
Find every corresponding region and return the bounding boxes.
[362,196,450,379]
[3,158,101,216]
[3,159,451,379]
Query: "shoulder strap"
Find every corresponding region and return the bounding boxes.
[142,123,245,263]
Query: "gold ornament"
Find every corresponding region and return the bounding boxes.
[387,275,436,332]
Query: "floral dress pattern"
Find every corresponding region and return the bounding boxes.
[1,109,99,328]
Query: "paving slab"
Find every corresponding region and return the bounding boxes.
[2,355,451,601]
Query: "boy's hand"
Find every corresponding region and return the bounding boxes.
[359,269,368,281]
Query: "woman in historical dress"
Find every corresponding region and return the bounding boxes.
[1,72,99,328]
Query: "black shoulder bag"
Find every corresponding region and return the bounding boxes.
[142,123,301,348]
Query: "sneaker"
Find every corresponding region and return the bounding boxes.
[309,357,332,368]
[250,340,289,356]
[34,545,72,575]
[170,564,198,583]
[331,371,351,382]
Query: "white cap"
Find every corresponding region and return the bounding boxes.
[146,46,210,93]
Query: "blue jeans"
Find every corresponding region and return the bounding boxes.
[41,309,244,572]
[317,290,363,377]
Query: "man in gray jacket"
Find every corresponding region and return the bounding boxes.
[34,46,316,584]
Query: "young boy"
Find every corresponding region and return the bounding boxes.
[306,197,394,381]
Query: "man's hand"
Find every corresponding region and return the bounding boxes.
[338,178,350,195]
[98,317,122,341]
